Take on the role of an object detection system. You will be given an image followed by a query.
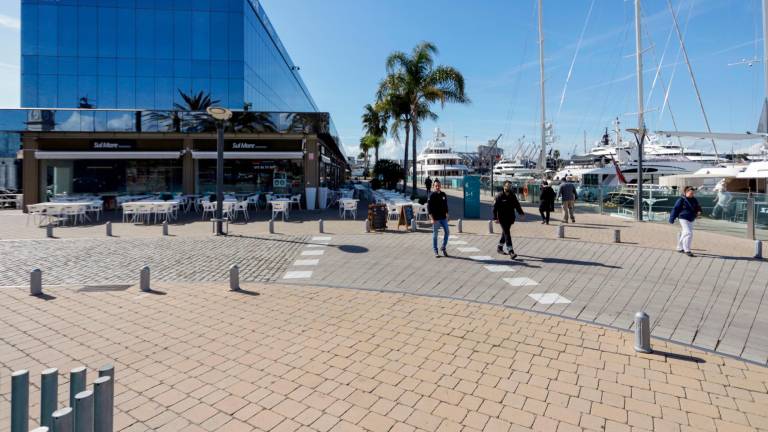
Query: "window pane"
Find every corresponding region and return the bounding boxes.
[58,75,77,108]
[117,77,136,109]
[21,4,38,56]
[78,76,98,107]
[57,6,77,56]
[21,74,38,107]
[59,57,77,75]
[192,11,210,60]
[99,76,117,108]
[116,8,136,58]
[38,75,58,107]
[38,5,58,56]
[155,10,173,59]
[77,7,98,57]
[174,10,191,59]
[135,77,154,109]
[39,56,57,75]
[98,7,117,57]
[135,9,155,59]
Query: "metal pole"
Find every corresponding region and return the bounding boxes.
[74,391,94,432]
[98,364,114,380]
[51,407,74,432]
[229,265,240,291]
[105,221,112,237]
[31,268,42,296]
[41,368,58,428]
[93,376,113,432]
[634,311,652,353]
[11,369,29,432]
[140,266,150,292]
[763,0,768,102]
[635,0,644,222]
[747,196,756,240]
[538,0,547,173]
[215,121,225,236]
[70,367,87,409]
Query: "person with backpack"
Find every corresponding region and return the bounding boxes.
[669,186,702,257]
[494,180,525,259]
[539,181,556,224]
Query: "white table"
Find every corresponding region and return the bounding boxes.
[28,202,99,226]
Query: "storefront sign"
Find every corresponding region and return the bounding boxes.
[227,141,267,151]
[91,140,135,150]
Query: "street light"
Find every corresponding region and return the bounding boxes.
[207,106,233,235]
[626,127,645,222]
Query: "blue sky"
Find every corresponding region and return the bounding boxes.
[0,0,765,159]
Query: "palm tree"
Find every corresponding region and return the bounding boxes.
[383,42,469,196]
[359,135,377,177]
[377,74,412,193]
[362,103,389,165]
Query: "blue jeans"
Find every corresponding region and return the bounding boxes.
[432,218,450,252]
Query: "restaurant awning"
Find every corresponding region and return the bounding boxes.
[35,151,182,160]
[191,151,304,160]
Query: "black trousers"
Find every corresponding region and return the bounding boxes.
[497,221,513,252]
[539,209,550,223]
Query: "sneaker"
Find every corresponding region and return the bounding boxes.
[497,245,506,254]
[541,221,545,224]
[509,251,518,260]
[434,251,440,258]
[677,249,684,253]
[442,248,449,257]
[685,251,695,257]
[571,219,576,223]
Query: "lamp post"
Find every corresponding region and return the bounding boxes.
[207,107,233,235]
[627,127,645,222]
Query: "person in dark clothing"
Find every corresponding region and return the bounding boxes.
[427,179,450,258]
[669,186,702,257]
[557,178,578,223]
[425,176,432,195]
[494,180,525,259]
[539,181,556,224]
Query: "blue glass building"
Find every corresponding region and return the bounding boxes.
[5,0,346,210]
[21,0,317,112]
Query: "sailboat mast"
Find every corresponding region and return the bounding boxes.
[763,0,768,103]
[635,0,644,221]
[538,0,547,173]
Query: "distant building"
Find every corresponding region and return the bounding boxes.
[476,144,504,174]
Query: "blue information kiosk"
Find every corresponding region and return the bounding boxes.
[463,175,481,219]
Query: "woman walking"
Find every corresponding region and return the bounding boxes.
[669,186,702,257]
[539,181,556,224]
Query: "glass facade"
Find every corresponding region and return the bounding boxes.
[21,0,318,112]
[43,159,182,197]
[196,159,304,195]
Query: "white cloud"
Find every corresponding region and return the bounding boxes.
[0,14,20,31]
[344,137,404,161]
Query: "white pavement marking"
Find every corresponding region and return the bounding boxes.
[484,265,516,273]
[283,271,313,279]
[504,277,539,287]
[528,293,572,304]
[312,236,332,241]
[449,240,468,245]
[306,244,327,248]
[469,256,494,261]
[301,250,325,256]
[457,247,481,252]
[293,259,320,266]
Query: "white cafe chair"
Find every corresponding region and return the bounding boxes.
[290,194,302,210]
[246,194,261,210]
[122,205,138,223]
[415,204,429,221]
[387,204,399,221]
[271,201,288,221]
[232,201,249,221]
[342,200,357,220]
[202,201,216,221]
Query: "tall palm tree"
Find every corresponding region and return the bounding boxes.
[359,135,377,177]
[384,42,469,196]
[377,74,412,193]
[361,103,389,165]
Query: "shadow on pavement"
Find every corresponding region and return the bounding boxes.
[650,350,705,364]
[521,255,622,269]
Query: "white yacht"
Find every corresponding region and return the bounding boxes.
[492,158,538,178]
[416,128,469,180]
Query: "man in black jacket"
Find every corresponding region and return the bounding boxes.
[427,179,450,258]
[494,180,525,259]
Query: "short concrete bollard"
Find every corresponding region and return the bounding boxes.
[51,407,74,432]
[11,369,29,432]
[74,390,94,432]
[755,240,763,259]
[41,368,58,428]
[364,220,370,233]
[268,219,274,234]
[613,229,621,243]
[105,222,112,237]
[488,220,494,234]
[98,364,114,380]
[229,265,240,291]
[70,366,87,409]
[634,311,652,353]
[31,268,42,296]
[458,219,463,233]
[162,221,168,236]
[93,376,113,432]
[319,219,324,234]
[139,266,150,292]
[557,225,565,238]
[46,223,54,238]
[411,218,417,232]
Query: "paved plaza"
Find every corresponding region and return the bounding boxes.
[2,199,768,430]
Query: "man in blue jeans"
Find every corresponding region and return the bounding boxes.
[427,179,450,258]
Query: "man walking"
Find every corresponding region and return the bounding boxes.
[424,176,433,195]
[494,180,525,259]
[557,178,578,223]
[427,179,449,258]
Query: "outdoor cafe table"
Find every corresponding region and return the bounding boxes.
[28,202,97,226]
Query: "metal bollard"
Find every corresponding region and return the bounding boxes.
[31,268,43,296]
[51,407,74,432]
[105,221,112,237]
[411,218,417,232]
[11,369,29,432]
[364,220,370,233]
[613,229,621,243]
[557,225,565,238]
[74,390,94,432]
[41,368,59,428]
[458,218,463,233]
[268,219,274,234]
[31,428,49,432]
[229,265,240,291]
[488,220,494,234]
[319,219,324,233]
[46,223,54,238]
[140,266,150,292]
[162,221,168,236]
[634,311,652,353]
[93,376,113,432]
[70,367,87,409]
[98,364,114,380]
[755,240,763,259]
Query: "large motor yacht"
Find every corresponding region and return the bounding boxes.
[416,128,469,181]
